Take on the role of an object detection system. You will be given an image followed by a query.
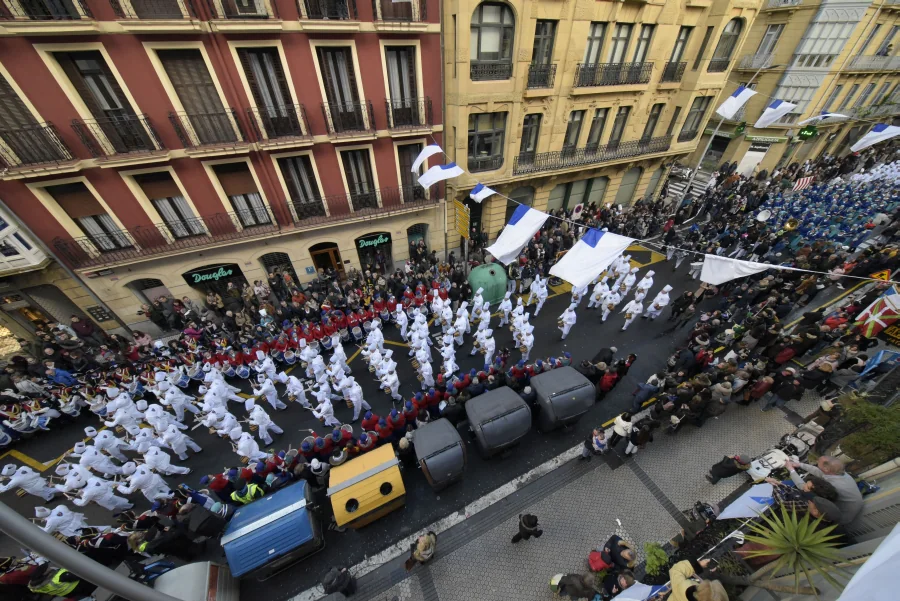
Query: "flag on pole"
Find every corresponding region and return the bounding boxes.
[792,176,815,191]
[418,163,464,188]
[717,483,775,519]
[853,286,900,338]
[700,255,772,285]
[486,205,549,265]
[798,111,849,126]
[715,85,757,120]
[411,144,443,173]
[549,229,634,289]
[851,123,900,153]
[753,100,797,128]
[469,183,496,203]
[610,582,668,601]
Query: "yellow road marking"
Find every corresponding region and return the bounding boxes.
[384,340,410,348]
[347,347,363,365]
[2,449,47,471]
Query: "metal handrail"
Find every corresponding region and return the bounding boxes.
[527,64,557,89]
[246,103,311,142]
[169,108,246,149]
[470,62,514,81]
[573,62,653,87]
[0,0,92,19]
[292,185,433,224]
[301,0,357,19]
[660,61,686,83]
[110,0,193,19]
[371,0,425,21]
[512,135,671,175]
[321,101,375,135]
[71,114,165,158]
[468,154,504,173]
[738,52,774,70]
[707,58,732,73]
[206,0,277,19]
[0,122,75,169]
[384,97,432,130]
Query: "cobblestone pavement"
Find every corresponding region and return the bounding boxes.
[348,396,820,601]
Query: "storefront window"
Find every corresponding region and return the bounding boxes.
[355,232,393,274]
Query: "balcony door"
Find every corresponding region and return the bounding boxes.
[586,108,608,152]
[134,172,204,239]
[532,20,556,66]
[757,24,783,56]
[47,182,132,251]
[278,155,326,219]
[0,75,69,166]
[317,47,364,132]
[212,163,270,227]
[608,106,630,148]
[238,48,296,138]
[632,24,654,63]
[21,0,81,19]
[584,22,606,64]
[131,0,183,18]
[158,49,236,145]
[341,149,378,211]
[670,26,691,62]
[607,23,632,63]
[397,142,426,202]
[385,46,418,128]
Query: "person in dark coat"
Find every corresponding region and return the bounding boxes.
[593,346,617,366]
[599,534,637,571]
[554,573,597,600]
[706,454,751,484]
[321,566,356,596]
[761,377,801,411]
[511,513,542,543]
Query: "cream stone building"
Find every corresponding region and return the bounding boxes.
[441,0,763,247]
[692,0,900,174]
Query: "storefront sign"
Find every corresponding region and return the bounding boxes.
[182,264,243,286]
[880,324,900,348]
[305,266,316,275]
[745,135,788,143]
[705,129,735,139]
[356,233,392,249]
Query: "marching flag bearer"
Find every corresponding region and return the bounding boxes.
[558,304,577,340]
[620,298,644,331]
[643,285,672,320]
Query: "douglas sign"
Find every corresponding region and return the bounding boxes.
[357,233,391,249]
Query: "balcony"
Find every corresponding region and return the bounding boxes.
[764,0,801,8]
[371,0,425,25]
[513,136,671,176]
[300,0,358,24]
[847,55,900,71]
[739,52,774,70]
[169,109,247,152]
[296,186,433,225]
[321,101,375,137]
[677,129,700,143]
[573,62,653,88]
[246,104,312,147]
[527,64,557,89]
[467,154,504,173]
[470,62,513,82]
[53,209,280,269]
[0,0,98,33]
[722,107,747,123]
[109,0,201,30]
[384,98,432,131]
[205,0,280,30]
[660,61,686,83]
[0,122,77,173]
[71,114,166,161]
[707,58,731,73]
[849,102,900,119]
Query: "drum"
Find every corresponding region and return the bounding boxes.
[270,348,280,358]
[175,372,190,389]
[209,427,216,435]
[322,336,333,351]
[340,328,350,342]
[237,365,251,379]
[309,340,320,354]
[188,364,204,381]
[352,326,363,341]
[223,365,236,378]
[284,350,296,365]
[380,309,390,322]
[345,399,353,409]
[363,321,372,333]
[276,351,285,363]
[341,424,353,437]
[411,359,420,369]
[240,456,250,465]
[302,435,315,449]
[250,424,259,432]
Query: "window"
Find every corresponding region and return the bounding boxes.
[467,112,507,172]
[0,240,19,257]
[562,110,585,155]
[341,149,378,210]
[470,3,515,79]
[586,108,608,151]
[317,47,366,132]
[757,24,783,56]
[608,106,630,147]
[642,103,664,140]
[278,155,326,218]
[133,172,203,239]
[854,83,877,107]
[670,26,692,63]
[397,143,426,202]
[837,84,860,111]
[519,114,542,159]
[158,49,236,145]
[608,23,633,63]
[532,20,556,66]
[238,47,297,138]
[46,182,131,251]
[859,24,882,55]
[876,81,893,104]
[793,20,857,68]
[632,25,654,63]
[823,85,843,111]
[0,74,70,166]
[679,97,711,141]
[385,46,420,127]
[693,26,714,70]
[211,163,270,227]
[584,22,607,64]
[13,233,31,250]
[876,26,899,56]
[772,80,818,116]
[709,19,742,71]
[666,106,682,136]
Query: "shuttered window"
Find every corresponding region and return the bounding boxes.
[134,172,203,238]
[278,155,321,204]
[238,47,292,112]
[212,163,269,226]
[55,51,133,120]
[385,46,417,103]
[397,142,425,202]
[0,75,37,130]
[340,149,378,210]
[158,49,235,145]
[316,47,360,107]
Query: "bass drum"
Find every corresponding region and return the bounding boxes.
[236,365,251,379]
[283,351,296,365]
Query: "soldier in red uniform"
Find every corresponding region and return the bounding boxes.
[346,310,361,331]
[361,410,380,432]
[321,316,336,339]
[332,310,348,331]
[356,432,377,454]
[375,418,394,443]
[386,294,399,314]
[309,322,324,341]
[313,436,334,460]
[402,400,419,425]
[329,427,352,449]
[386,408,406,433]
[373,294,386,314]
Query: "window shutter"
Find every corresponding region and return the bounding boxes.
[55,53,106,121]
[237,49,264,108]
[213,163,258,196]
[0,75,37,130]
[134,172,181,199]
[404,47,417,99]
[47,182,105,219]
[158,50,226,114]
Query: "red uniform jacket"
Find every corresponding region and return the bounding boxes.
[361,414,380,431]
[387,412,406,431]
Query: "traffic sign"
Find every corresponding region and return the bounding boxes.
[453,200,470,239]
[870,269,891,281]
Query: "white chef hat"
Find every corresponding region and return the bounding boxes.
[631,267,639,273]
[84,426,98,438]
[55,464,71,476]
[647,271,655,277]
[136,400,148,411]
[106,387,120,399]
[256,350,265,361]
[71,442,86,456]
[34,507,51,519]
[2,464,16,477]
[257,374,265,382]
[198,385,208,394]
[157,381,170,392]
[122,461,137,475]
[154,371,167,383]
[663,285,673,292]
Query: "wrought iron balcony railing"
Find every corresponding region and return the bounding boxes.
[512,135,671,176]
[660,61,686,83]
[0,122,75,169]
[110,0,193,19]
[206,0,276,19]
[293,186,433,225]
[470,62,513,81]
[71,114,165,158]
[301,0,356,19]
[384,98,432,130]
[707,58,732,73]
[321,101,375,136]
[0,0,92,19]
[573,62,653,87]
[527,64,557,89]
[246,104,311,142]
[371,0,424,21]
[468,154,504,173]
[739,52,774,70]
[169,109,246,149]
[847,55,900,71]
[849,102,900,119]
[765,0,801,8]
[677,129,700,143]
[52,208,278,269]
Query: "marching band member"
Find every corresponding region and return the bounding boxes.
[558,304,577,340]
[395,305,409,341]
[36,505,101,538]
[253,350,278,381]
[127,426,168,454]
[512,296,525,320]
[117,461,171,503]
[248,403,283,446]
[161,424,203,461]
[160,382,201,422]
[440,343,458,379]
[213,409,244,441]
[102,395,144,437]
[312,397,342,428]
[143,444,191,476]
[72,442,125,477]
[53,463,90,495]
[418,352,436,390]
[498,291,513,326]
[285,375,311,408]
[252,374,287,411]
[298,339,319,379]
[643,285,672,320]
[602,289,622,322]
[144,403,185,437]
[621,267,639,297]
[477,302,492,333]
[470,328,487,356]
[570,284,588,307]
[208,378,245,411]
[519,324,535,361]
[346,376,371,422]
[620,297,644,332]
[331,337,351,374]
[587,277,610,309]
[634,270,655,299]
[380,367,402,402]
[366,318,386,353]
[526,278,541,306]
[84,427,128,462]
[0,464,57,501]
[236,431,267,463]
[452,310,467,345]
[471,287,485,320]
[481,328,496,367]
[74,476,133,512]
[456,302,471,334]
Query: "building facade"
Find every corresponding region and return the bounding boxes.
[693,0,900,175]
[0,0,442,336]
[441,0,762,247]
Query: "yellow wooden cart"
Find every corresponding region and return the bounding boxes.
[327,445,406,529]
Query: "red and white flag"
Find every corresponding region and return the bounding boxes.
[854,287,900,338]
[792,176,814,192]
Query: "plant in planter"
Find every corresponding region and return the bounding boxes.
[643,542,670,576]
[832,390,900,470]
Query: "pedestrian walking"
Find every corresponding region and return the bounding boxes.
[511,513,542,543]
[405,531,437,570]
[580,428,607,461]
[705,454,751,484]
[608,412,632,448]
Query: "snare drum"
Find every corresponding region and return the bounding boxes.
[309,340,320,354]
[175,372,190,389]
[284,350,296,365]
[352,326,363,341]
[276,351,285,363]
[237,365,251,379]
[188,364,204,381]
[302,435,315,449]
[363,321,372,333]
[240,456,250,465]
[340,328,350,342]
[249,424,259,432]
[322,336,333,350]
[223,365,236,378]
[380,309,390,322]
[345,399,353,409]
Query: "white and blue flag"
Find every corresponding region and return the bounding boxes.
[486,205,549,265]
[469,183,496,203]
[715,86,757,120]
[611,582,668,601]
[851,123,900,152]
[550,228,634,289]
[411,144,443,173]
[717,483,775,519]
[798,111,849,126]
[753,100,797,129]
[418,163,464,188]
